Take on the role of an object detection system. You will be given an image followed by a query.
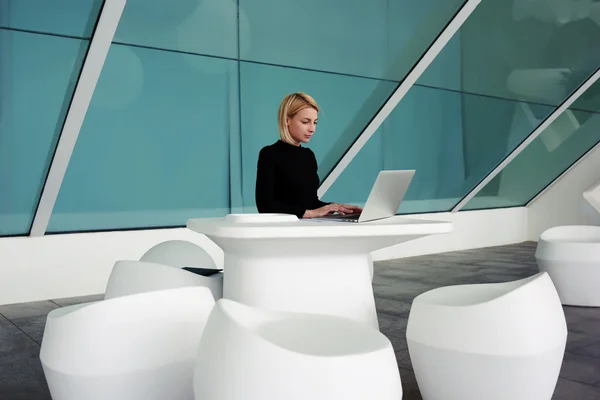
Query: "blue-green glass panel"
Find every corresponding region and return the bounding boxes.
[323,85,555,213]
[328,0,600,215]
[238,61,397,212]
[465,80,600,210]
[416,34,462,90]
[0,0,102,38]
[114,0,238,59]
[0,29,88,236]
[449,0,600,105]
[241,0,467,81]
[426,1,600,211]
[313,25,463,181]
[48,45,238,232]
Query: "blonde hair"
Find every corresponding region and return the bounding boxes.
[278,92,319,144]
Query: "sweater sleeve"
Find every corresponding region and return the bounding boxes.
[315,198,329,208]
[311,150,330,209]
[255,147,307,218]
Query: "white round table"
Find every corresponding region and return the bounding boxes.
[187,214,453,329]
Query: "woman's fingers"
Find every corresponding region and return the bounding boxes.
[342,203,362,212]
[316,203,355,217]
[309,203,360,218]
[329,204,353,215]
[339,204,361,213]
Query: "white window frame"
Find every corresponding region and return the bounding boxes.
[453,67,600,212]
[29,0,127,237]
[318,0,483,197]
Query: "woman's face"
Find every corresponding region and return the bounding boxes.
[287,107,318,145]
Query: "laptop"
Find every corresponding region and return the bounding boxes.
[312,169,415,223]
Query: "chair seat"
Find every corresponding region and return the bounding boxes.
[194,299,402,400]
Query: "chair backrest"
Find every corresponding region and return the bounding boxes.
[140,240,217,269]
[104,260,217,300]
[407,272,566,354]
[41,286,216,375]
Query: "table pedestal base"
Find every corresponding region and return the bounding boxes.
[223,253,378,329]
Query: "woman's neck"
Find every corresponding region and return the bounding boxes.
[279,139,301,147]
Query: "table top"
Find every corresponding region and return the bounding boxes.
[187,213,453,239]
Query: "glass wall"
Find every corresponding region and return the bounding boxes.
[5,1,600,235]
[0,1,102,236]
[48,0,468,232]
[465,77,600,210]
[324,0,600,214]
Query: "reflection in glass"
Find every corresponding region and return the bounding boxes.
[324,0,600,215]
[465,79,600,210]
[323,85,555,214]
[429,0,600,106]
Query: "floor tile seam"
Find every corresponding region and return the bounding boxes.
[374,295,416,303]
[567,329,599,337]
[567,340,600,355]
[564,349,600,360]
[386,332,408,341]
[374,296,414,303]
[1,315,41,346]
[376,310,411,319]
[559,375,600,388]
[48,300,62,308]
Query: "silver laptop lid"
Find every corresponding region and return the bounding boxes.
[358,170,415,222]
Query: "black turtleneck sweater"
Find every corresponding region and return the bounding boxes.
[255,140,329,218]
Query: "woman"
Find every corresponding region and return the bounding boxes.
[255,92,362,219]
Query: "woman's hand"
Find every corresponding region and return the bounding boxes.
[339,203,363,214]
[303,203,355,218]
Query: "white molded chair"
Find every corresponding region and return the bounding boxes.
[536,225,600,306]
[406,272,567,400]
[141,240,219,270]
[40,287,215,400]
[105,260,223,300]
[194,299,402,400]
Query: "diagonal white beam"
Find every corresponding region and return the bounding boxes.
[29,0,126,237]
[453,67,600,212]
[527,138,600,206]
[318,0,482,198]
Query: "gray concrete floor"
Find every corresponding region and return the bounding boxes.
[1,241,599,399]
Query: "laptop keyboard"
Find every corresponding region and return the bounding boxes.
[321,213,361,221]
